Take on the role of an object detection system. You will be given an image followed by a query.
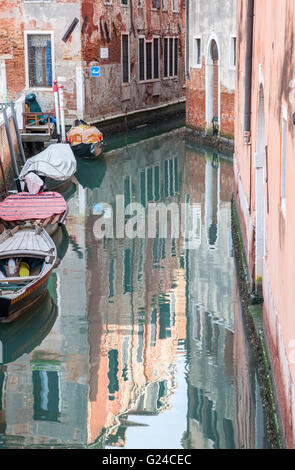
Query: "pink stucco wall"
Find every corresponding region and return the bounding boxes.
[235,0,295,447]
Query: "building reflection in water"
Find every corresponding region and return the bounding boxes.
[0,127,267,448]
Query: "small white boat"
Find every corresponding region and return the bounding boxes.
[0,224,57,323]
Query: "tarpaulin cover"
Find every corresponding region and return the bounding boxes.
[0,192,67,221]
[19,144,76,181]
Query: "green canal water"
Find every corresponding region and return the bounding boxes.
[0,122,269,449]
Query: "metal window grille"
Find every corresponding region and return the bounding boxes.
[122,34,129,83]
[164,38,168,77]
[27,34,52,87]
[153,38,159,79]
[146,42,152,80]
[139,38,145,81]
[174,38,178,75]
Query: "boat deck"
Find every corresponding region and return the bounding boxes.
[0,228,50,253]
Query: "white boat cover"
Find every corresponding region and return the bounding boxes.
[19,143,77,181]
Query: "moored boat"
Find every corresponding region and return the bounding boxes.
[67,120,104,159]
[0,224,57,323]
[0,191,68,236]
[19,143,77,193]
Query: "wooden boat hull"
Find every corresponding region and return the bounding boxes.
[0,271,51,323]
[0,290,57,364]
[71,141,103,159]
[0,224,57,323]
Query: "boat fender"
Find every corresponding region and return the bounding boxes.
[19,262,30,277]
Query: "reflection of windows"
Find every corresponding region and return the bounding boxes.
[0,371,5,434]
[150,308,157,347]
[33,370,60,422]
[0,371,5,412]
[172,0,179,12]
[162,0,168,10]
[140,163,160,206]
[164,157,179,197]
[170,293,176,326]
[138,238,144,283]
[136,324,144,363]
[153,233,166,266]
[193,305,202,342]
[121,336,129,381]
[108,258,115,298]
[159,301,171,339]
[189,385,221,448]
[157,380,168,409]
[124,175,132,208]
[108,349,119,398]
[123,248,131,293]
[27,33,52,87]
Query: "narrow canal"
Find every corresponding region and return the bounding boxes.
[0,123,269,449]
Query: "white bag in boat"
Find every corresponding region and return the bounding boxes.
[19,143,77,181]
[24,172,44,194]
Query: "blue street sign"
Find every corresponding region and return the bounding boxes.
[91,66,101,77]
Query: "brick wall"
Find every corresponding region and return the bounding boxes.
[0,18,26,101]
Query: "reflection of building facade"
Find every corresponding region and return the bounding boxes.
[0,192,89,448]
[0,127,266,449]
[182,147,264,449]
[85,132,187,445]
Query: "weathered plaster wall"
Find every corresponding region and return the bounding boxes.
[186,0,236,138]
[0,0,83,120]
[81,0,186,122]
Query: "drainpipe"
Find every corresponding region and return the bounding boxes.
[244,0,254,144]
[185,0,190,79]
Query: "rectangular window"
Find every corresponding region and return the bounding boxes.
[169,38,174,77]
[146,42,152,80]
[193,37,202,67]
[174,38,178,76]
[281,107,287,215]
[162,0,168,10]
[27,34,52,87]
[138,37,159,81]
[164,37,178,78]
[172,0,179,12]
[138,0,143,6]
[230,36,236,69]
[164,38,168,78]
[121,0,128,5]
[122,34,129,83]
[152,0,160,8]
[104,0,112,4]
[153,37,159,79]
[139,38,145,81]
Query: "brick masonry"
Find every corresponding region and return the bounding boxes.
[186,65,235,139]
